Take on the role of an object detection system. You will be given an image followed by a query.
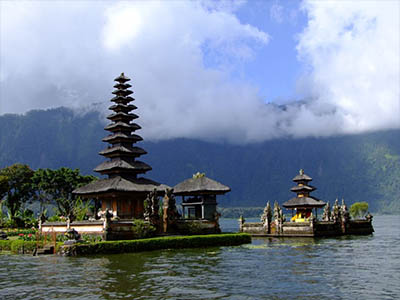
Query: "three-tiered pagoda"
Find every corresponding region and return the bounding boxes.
[73,73,168,219]
[283,169,325,222]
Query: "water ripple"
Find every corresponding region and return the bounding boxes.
[0,215,399,299]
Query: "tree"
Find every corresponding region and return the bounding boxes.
[350,202,369,219]
[0,164,35,222]
[31,168,55,216]
[33,167,96,220]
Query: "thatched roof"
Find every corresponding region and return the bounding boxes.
[108,103,137,112]
[104,122,141,131]
[112,89,133,97]
[114,73,130,82]
[290,185,316,192]
[173,176,231,196]
[110,96,134,104]
[73,176,169,196]
[293,169,312,182]
[113,83,132,89]
[283,196,325,208]
[94,160,151,173]
[107,112,138,121]
[99,146,146,157]
[102,133,143,143]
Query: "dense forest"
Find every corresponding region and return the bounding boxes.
[1,107,399,213]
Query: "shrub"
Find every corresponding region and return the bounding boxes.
[131,219,156,239]
[350,202,369,219]
[1,228,37,236]
[0,240,12,251]
[75,233,252,255]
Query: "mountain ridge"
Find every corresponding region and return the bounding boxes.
[1,107,399,213]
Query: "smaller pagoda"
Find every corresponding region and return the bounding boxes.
[283,169,325,222]
[173,173,230,221]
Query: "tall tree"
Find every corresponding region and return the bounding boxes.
[34,167,96,219]
[0,164,35,221]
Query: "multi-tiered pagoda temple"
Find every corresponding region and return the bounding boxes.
[283,169,325,222]
[74,73,168,219]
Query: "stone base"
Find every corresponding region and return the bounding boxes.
[241,220,374,237]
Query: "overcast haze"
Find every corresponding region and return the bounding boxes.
[1,0,399,143]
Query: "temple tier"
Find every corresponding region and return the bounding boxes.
[73,73,168,220]
[283,169,325,222]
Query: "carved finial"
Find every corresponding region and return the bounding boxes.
[193,172,205,179]
[121,72,124,76]
[300,169,304,175]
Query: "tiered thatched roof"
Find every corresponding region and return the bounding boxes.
[283,169,325,209]
[74,73,168,196]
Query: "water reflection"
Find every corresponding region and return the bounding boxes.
[0,216,399,300]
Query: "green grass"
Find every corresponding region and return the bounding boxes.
[74,233,252,255]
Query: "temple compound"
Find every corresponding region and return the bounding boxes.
[41,73,228,239]
[240,169,374,237]
[173,172,231,233]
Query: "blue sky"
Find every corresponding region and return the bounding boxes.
[0,0,398,142]
[234,0,308,103]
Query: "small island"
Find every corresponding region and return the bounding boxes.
[240,169,374,237]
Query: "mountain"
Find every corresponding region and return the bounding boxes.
[1,107,399,213]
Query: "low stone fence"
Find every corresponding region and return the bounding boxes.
[41,221,104,235]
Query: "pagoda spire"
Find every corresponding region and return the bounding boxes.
[94,73,151,178]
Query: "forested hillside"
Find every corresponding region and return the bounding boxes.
[1,107,399,213]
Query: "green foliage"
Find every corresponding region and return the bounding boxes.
[30,167,96,220]
[81,234,102,243]
[1,108,400,214]
[219,207,264,218]
[47,215,66,222]
[131,219,156,239]
[2,228,37,236]
[350,202,369,219]
[75,233,251,255]
[0,164,35,222]
[179,221,207,235]
[73,198,94,221]
[0,240,12,251]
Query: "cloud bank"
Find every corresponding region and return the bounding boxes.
[0,1,399,143]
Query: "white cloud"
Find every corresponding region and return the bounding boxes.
[270,2,284,23]
[0,0,398,143]
[296,0,400,134]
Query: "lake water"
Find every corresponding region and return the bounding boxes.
[1,215,399,300]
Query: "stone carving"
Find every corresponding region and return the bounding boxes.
[261,201,272,224]
[162,188,180,233]
[143,193,151,222]
[147,188,160,227]
[365,212,373,222]
[273,201,284,233]
[322,202,331,221]
[239,215,245,232]
[341,198,350,222]
[332,198,340,222]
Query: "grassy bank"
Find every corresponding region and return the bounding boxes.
[73,233,251,255]
[0,233,251,255]
[0,240,62,254]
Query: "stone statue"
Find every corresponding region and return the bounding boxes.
[273,201,283,234]
[261,201,272,224]
[341,198,350,222]
[322,202,331,221]
[143,193,151,222]
[239,215,245,232]
[148,188,160,227]
[162,188,180,233]
[332,198,340,222]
